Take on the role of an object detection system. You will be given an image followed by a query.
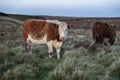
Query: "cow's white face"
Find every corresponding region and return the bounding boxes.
[58,22,68,41]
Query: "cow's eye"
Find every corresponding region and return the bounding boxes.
[55,25,59,28]
[53,24,59,28]
[66,28,68,30]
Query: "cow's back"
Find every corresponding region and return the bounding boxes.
[22,19,60,42]
[23,20,46,38]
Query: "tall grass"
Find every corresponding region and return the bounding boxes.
[0,47,61,80]
[47,47,120,80]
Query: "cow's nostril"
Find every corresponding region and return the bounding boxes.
[61,37,65,40]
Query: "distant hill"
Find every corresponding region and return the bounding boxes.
[0,12,120,30]
[0,12,8,16]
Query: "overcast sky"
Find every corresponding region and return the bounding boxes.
[0,0,120,17]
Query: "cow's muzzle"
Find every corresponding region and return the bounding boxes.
[60,37,65,41]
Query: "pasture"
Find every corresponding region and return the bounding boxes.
[0,14,120,80]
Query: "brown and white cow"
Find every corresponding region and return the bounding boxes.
[22,19,72,59]
[90,22,116,46]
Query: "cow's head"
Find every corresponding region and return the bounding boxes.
[58,22,73,41]
[110,24,117,29]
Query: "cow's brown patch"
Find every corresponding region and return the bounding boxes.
[22,19,61,43]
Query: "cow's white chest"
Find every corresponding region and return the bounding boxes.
[53,40,62,49]
[27,34,47,44]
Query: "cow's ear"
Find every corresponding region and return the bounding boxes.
[68,24,73,29]
[111,24,117,29]
[114,25,117,29]
[114,25,118,29]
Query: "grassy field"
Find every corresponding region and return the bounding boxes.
[0,15,120,80]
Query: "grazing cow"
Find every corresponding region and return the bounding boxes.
[22,19,72,59]
[91,22,116,45]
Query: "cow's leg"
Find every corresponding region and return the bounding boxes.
[23,33,29,53]
[98,40,103,44]
[56,48,61,59]
[109,39,115,45]
[103,38,110,45]
[98,36,104,44]
[53,42,62,59]
[25,43,28,52]
[95,37,99,44]
[26,40,32,54]
[47,42,53,58]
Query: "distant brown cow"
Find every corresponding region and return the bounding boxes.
[91,22,116,45]
[22,19,72,59]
